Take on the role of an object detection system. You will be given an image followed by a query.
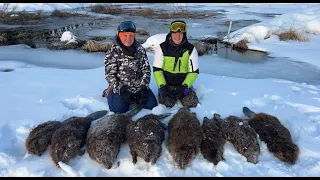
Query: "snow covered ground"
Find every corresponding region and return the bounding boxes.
[0,3,320,177]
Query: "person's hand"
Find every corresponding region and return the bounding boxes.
[159,84,175,98]
[174,84,190,99]
[120,85,137,104]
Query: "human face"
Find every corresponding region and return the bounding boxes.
[171,32,184,45]
[119,32,135,47]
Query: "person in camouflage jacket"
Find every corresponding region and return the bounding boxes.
[103,21,157,113]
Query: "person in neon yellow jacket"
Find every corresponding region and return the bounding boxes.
[153,20,199,108]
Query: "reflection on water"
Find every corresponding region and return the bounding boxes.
[201,47,320,86]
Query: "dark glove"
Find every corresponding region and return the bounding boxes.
[159,84,175,99]
[137,86,149,105]
[174,84,190,99]
[120,85,137,104]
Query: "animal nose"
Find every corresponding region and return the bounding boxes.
[248,155,258,164]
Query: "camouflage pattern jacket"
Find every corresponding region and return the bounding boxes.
[104,36,151,94]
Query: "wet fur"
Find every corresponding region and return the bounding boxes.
[167,107,202,169]
[200,116,226,165]
[25,120,63,156]
[49,116,93,167]
[243,107,299,164]
[219,115,260,164]
[86,112,137,169]
[126,113,170,165]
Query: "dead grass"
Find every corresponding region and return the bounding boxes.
[233,38,249,50]
[82,40,111,52]
[170,10,205,19]
[90,4,123,15]
[136,29,149,36]
[190,41,212,56]
[200,37,219,44]
[276,27,309,42]
[0,11,43,23]
[88,36,107,41]
[16,32,32,39]
[0,33,8,46]
[90,4,209,19]
[133,8,154,17]
[50,9,87,18]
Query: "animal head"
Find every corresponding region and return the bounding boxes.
[242,143,260,164]
[241,126,261,164]
[25,139,42,156]
[201,148,224,165]
[270,142,299,164]
[50,136,82,166]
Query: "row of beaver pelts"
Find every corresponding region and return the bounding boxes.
[25,105,299,170]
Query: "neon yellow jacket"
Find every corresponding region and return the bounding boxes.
[153,33,199,88]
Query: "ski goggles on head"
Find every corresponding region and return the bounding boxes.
[118,21,136,33]
[170,21,187,33]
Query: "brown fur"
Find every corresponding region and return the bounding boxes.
[126,113,170,165]
[219,115,260,164]
[200,116,226,165]
[86,114,132,169]
[25,120,63,156]
[167,107,202,169]
[49,117,92,167]
[180,90,199,108]
[158,86,199,108]
[245,111,299,164]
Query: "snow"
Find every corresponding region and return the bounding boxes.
[60,31,77,44]
[223,9,320,69]
[0,3,320,177]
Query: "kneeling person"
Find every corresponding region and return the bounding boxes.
[153,20,199,108]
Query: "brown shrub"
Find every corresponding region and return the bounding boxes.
[137,8,154,17]
[88,36,107,41]
[136,29,149,36]
[82,40,111,52]
[0,11,43,23]
[200,37,219,44]
[90,4,106,14]
[277,28,309,42]
[171,10,205,19]
[233,38,249,50]
[50,9,86,18]
[90,5,207,19]
[0,33,8,46]
[156,11,170,19]
[16,32,32,39]
[190,41,212,56]
[104,6,123,15]
[90,4,123,15]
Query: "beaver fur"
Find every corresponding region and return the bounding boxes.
[86,105,142,169]
[200,114,226,165]
[126,113,171,165]
[25,120,63,156]
[49,110,108,167]
[243,107,299,164]
[167,107,202,169]
[216,113,260,164]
